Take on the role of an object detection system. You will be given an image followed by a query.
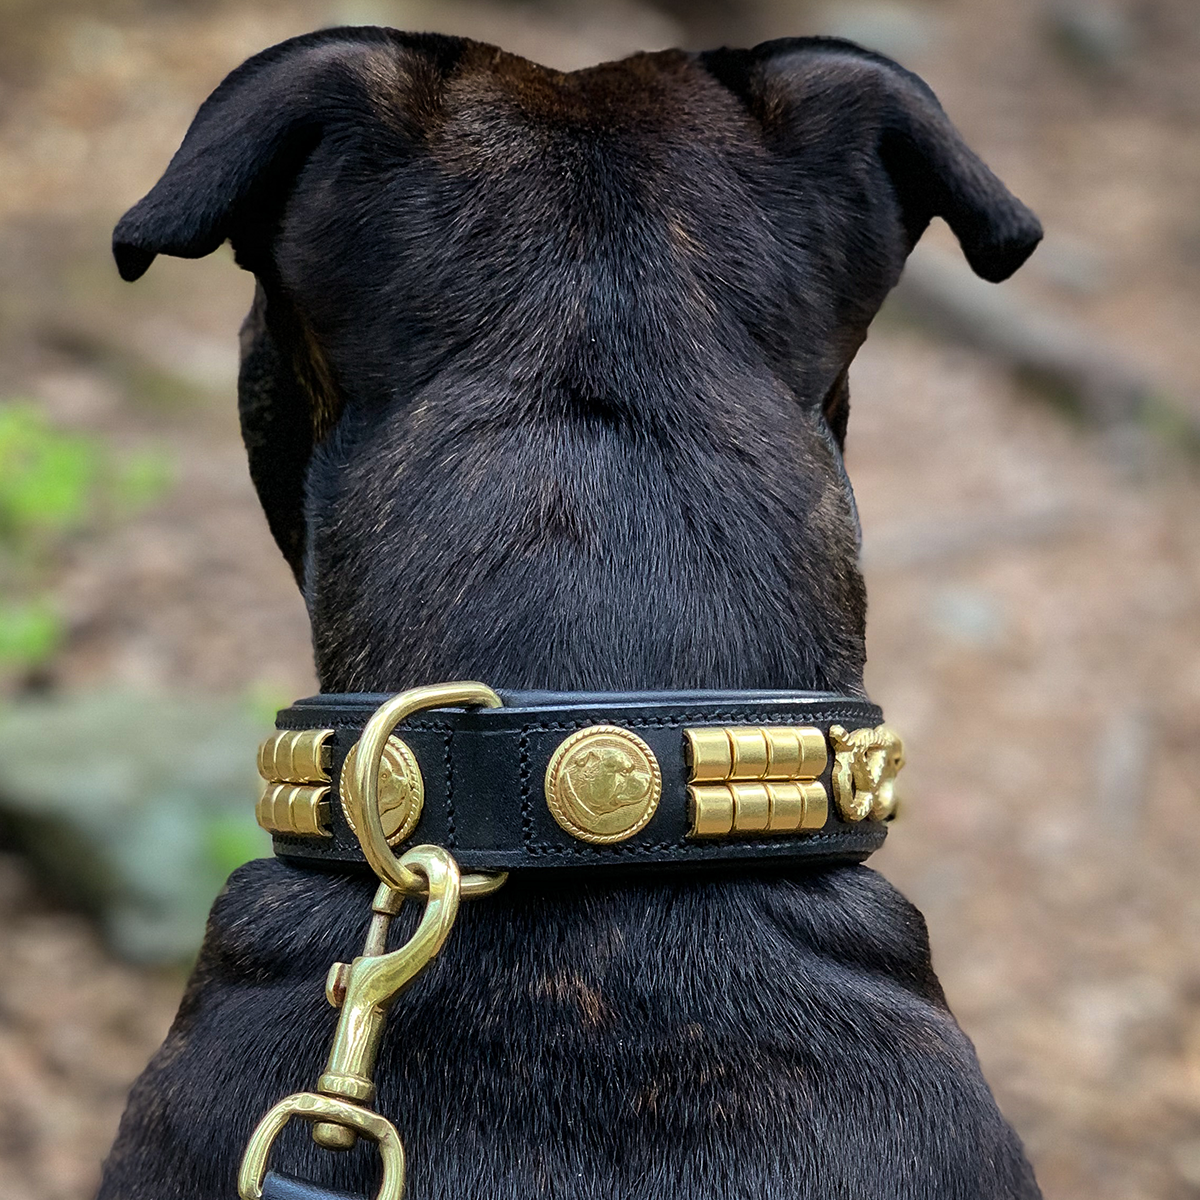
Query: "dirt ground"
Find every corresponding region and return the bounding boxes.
[1,1,1198,1198]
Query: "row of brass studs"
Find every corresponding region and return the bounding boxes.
[258,729,333,785]
[257,783,332,838]
[685,725,828,783]
[685,725,830,839]
[689,780,829,837]
[257,729,335,838]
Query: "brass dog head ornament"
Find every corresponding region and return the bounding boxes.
[829,725,905,822]
[565,744,653,816]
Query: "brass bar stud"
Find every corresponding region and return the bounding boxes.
[685,728,734,782]
[795,727,829,779]
[729,729,770,780]
[731,782,771,832]
[766,782,804,832]
[799,782,829,830]
[689,784,736,837]
[763,729,802,780]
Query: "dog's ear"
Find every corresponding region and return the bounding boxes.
[112,27,458,281]
[703,38,1042,283]
[115,29,464,585]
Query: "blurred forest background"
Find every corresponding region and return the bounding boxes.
[0,0,1198,1197]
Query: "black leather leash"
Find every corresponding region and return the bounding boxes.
[262,1174,359,1200]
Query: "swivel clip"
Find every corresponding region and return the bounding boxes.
[237,845,461,1200]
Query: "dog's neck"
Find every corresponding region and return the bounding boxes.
[300,339,870,697]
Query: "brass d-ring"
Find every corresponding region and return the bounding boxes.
[345,683,508,897]
[237,1092,405,1200]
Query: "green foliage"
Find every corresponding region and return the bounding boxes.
[204,812,272,881]
[0,400,173,675]
[0,403,99,545]
[0,600,61,666]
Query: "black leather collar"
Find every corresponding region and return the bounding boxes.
[258,689,898,876]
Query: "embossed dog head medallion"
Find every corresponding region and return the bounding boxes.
[341,735,424,846]
[545,726,662,844]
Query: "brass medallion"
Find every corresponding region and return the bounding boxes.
[544,725,661,844]
[340,736,424,847]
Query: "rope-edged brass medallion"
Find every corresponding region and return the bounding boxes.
[340,736,424,847]
[544,725,662,843]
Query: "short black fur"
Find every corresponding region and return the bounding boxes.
[103,29,1042,1199]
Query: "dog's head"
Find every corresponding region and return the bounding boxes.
[114,30,1040,694]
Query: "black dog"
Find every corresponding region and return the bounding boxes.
[101,29,1043,1199]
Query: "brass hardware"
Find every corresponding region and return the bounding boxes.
[544,725,662,844]
[257,729,333,785]
[256,728,335,838]
[685,724,829,838]
[689,784,734,836]
[315,847,459,1130]
[688,781,828,837]
[731,781,770,831]
[238,845,460,1197]
[256,783,332,838]
[684,725,827,782]
[238,1092,405,1200]
[829,724,905,822]
[341,736,424,847]
[344,683,508,896]
[729,730,770,780]
[684,727,735,782]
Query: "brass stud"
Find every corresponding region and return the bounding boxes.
[798,781,828,830]
[763,729,802,779]
[765,781,804,830]
[729,730,770,780]
[684,728,734,782]
[733,781,771,832]
[793,728,829,780]
[688,784,735,838]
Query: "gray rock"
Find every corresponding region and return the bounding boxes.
[0,692,270,962]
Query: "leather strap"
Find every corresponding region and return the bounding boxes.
[261,1172,362,1200]
[265,689,892,874]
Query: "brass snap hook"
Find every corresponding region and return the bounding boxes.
[313,846,460,1143]
[240,684,509,1200]
[238,845,462,1197]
